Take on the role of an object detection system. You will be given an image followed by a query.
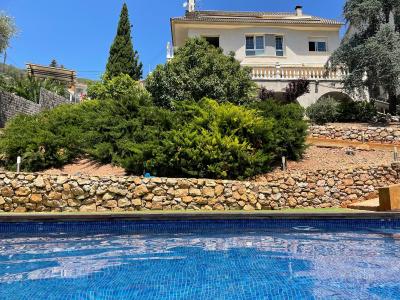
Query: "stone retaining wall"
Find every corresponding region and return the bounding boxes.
[0,89,70,127]
[1,164,399,212]
[309,125,400,144]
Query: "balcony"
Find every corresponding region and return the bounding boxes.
[250,65,346,81]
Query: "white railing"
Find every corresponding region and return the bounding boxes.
[251,66,347,81]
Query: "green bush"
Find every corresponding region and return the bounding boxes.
[153,99,276,179]
[0,81,173,173]
[306,97,340,125]
[306,97,377,125]
[337,99,377,122]
[87,74,148,101]
[252,100,308,160]
[0,76,307,179]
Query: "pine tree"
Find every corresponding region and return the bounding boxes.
[106,3,142,80]
[50,59,58,68]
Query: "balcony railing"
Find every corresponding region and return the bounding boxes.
[251,66,347,81]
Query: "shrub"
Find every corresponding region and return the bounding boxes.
[87,74,149,102]
[0,83,173,173]
[337,99,377,122]
[146,38,256,108]
[306,97,340,125]
[252,101,308,160]
[306,97,377,124]
[153,99,276,179]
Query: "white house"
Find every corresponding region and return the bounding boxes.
[170,1,351,107]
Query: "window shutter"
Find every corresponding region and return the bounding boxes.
[264,35,275,56]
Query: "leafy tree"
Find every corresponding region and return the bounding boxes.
[0,12,17,54]
[106,3,142,80]
[146,38,256,108]
[330,0,400,114]
[283,79,310,103]
[87,74,151,104]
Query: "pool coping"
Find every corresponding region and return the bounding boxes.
[1,211,400,222]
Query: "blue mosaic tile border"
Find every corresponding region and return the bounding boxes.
[0,218,400,234]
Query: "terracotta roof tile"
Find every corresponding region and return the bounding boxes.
[171,10,344,26]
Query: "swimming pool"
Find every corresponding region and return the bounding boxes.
[0,219,399,300]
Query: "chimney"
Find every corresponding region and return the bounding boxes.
[295,5,303,17]
[188,0,196,13]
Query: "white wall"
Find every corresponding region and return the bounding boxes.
[187,26,340,67]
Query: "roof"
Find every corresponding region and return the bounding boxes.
[171,10,344,26]
[26,63,77,85]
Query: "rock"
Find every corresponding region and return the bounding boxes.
[327,178,335,187]
[343,178,354,186]
[232,192,241,200]
[175,189,188,198]
[68,199,82,207]
[79,203,96,212]
[132,199,142,206]
[118,198,131,207]
[189,188,202,196]
[1,187,14,197]
[30,194,43,203]
[286,178,296,186]
[103,193,114,201]
[195,197,208,205]
[152,187,166,196]
[243,204,255,211]
[104,200,118,208]
[108,186,128,196]
[0,196,5,206]
[15,187,30,197]
[182,196,193,204]
[288,197,297,207]
[215,185,224,196]
[34,176,45,188]
[134,185,149,197]
[48,192,62,200]
[238,201,246,207]
[56,176,69,185]
[71,187,85,196]
[315,188,325,197]
[202,187,215,197]
[14,206,27,213]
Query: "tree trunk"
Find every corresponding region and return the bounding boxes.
[388,89,398,115]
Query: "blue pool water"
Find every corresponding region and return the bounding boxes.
[0,219,400,300]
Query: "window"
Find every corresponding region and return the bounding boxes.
[246,35,265,56]
[309,40,327,52]
[275,36,284,56]
[204,36,220,48]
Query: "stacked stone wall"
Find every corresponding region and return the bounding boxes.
[0,164,398,212]
[0,89,70,127]
[309,125,400,144]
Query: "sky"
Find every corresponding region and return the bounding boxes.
[1,0,346,80]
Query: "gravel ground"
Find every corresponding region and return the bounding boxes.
[44,159,126,177]
[274,145,393,173]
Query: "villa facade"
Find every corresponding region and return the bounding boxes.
[170,2,351,107]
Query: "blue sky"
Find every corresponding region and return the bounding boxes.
[2,0,346,80]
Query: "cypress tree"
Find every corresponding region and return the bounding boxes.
[106,3,143,80]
